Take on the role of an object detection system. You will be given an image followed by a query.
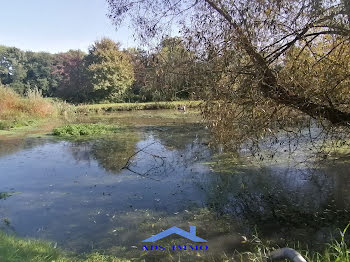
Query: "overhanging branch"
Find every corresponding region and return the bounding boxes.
[203,0,350,126]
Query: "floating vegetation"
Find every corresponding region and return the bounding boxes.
[3,218,10,226]
[321,139,350,160]
[0,192,12,200]
[52,123,119,138]
[203,152,254,175]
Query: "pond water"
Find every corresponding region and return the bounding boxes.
[0,111,349,261]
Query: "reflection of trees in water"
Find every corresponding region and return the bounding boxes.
[202,158,350,245]
[67,124,211,177]
[123,135,212,180]
[112,123,213,179]
[145,124,209,151]
[0,138,49,158]
[68,131,140,173]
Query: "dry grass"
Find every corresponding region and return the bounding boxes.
[0,85,55,129]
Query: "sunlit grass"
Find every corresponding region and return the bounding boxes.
[52,123,120,137]
[0,86,73,132]
[303,225,350,262]
[0,87,200,134]
[239,225,350,262]
[0,224,349,262]
[0,232,130,262]
[0,87,55,129]
[76,100,201,113]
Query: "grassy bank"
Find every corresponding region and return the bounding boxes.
[242,226,350,262]
[1,227,349,262]
[0,86,201,134]
[0,232,129,262]
[76,100,201,113]
[0,86,56,130]
[0,85,74,133]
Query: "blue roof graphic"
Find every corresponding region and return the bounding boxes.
[142,226,207,242]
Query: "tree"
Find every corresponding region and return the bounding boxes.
[125,39,195,102]
[85,38,135,102]
[123,48,150,102]
[53,50,90,102]
[24,51,59,96]
[0,46,28,94]
[0,46,60,96]
[143,37,195,101]
[107,0,350,152]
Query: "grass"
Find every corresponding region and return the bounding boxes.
[76,100,201,113]
[0,230,349,262]
[52,123,119,137]
[240,225,350,262]
[303,225,350,262]
[0,85,74,133]
[0,224,349,262]
[0,231,130,262]
[0,86,55,130]
[0,84,200,135]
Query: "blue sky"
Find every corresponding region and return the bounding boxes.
[0,0,137,53]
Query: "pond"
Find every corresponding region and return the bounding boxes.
[0,110,349,261]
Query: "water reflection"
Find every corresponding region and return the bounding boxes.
[0,121,349,260]
[0,137,47,158]
[68,129,140,172]
[0,124,213,253]
[204,157,350,248]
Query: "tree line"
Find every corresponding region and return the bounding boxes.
[0,37,195,103]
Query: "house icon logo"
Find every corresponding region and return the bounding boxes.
[142,226,207,242]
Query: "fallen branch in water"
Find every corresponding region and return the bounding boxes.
[121,142,166,181]
[121,142,156,170]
